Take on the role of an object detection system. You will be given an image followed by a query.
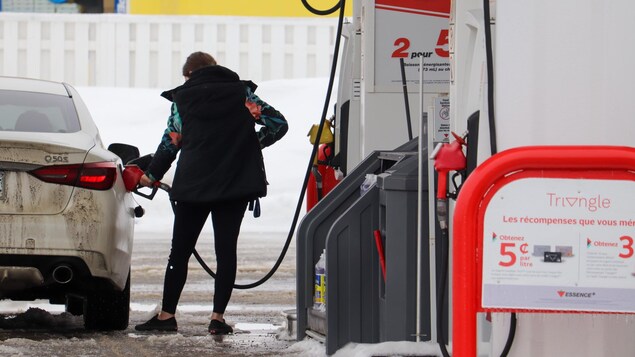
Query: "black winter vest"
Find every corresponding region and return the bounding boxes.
[161,65,267,203]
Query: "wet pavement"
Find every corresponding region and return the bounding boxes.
[0,232,321,357]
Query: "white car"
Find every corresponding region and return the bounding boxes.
[0,76,140,330]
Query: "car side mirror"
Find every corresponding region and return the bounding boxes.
[108,143,140,165]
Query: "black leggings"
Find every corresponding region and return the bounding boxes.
[161,200,248,315]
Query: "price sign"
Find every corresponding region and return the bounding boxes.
[482,177,635,312]
[373,0,451,92]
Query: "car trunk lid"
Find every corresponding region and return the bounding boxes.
[0,137,92,215]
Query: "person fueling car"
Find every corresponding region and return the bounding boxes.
[134,51,288,334]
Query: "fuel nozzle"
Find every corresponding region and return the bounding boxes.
[122,165,145,192]
[430,131,467,229]
[122,164,165,200]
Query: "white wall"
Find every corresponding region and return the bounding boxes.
[0,12,337,88]
[495,0,635,148]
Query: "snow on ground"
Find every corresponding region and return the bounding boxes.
[0,78,442,356]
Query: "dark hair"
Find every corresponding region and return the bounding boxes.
[182,51,217,77]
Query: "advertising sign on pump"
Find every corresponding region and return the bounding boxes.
[482,176,635,313]
[373,0,451,92]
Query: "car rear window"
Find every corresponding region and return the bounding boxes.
[0,90,81,133]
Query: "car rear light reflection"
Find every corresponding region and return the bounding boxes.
[30,162,117,190]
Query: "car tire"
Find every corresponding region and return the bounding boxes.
[83,270,130,330]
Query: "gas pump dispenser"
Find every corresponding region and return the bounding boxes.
[296,0,454,355]
[298,0,635,355]
[449,1,635,356]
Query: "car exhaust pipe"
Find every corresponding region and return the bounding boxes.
[52,265,73,284]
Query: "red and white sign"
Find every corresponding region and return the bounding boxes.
[452,146,635,357]
[373,0,451,92]
[482,176,635,312]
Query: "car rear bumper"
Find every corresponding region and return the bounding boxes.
[0,183,135,291]
[0,254,93,294]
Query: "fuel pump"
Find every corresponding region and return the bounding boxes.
[430,131,467,357]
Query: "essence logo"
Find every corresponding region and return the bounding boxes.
[557,290,595,298]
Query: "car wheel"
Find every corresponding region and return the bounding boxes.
[83,270,130,330]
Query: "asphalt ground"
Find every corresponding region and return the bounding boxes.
[0,231,318,357]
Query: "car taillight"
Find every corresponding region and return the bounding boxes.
[30,162,117,190]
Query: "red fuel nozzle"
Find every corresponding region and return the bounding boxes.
[432,132,467,200]
[122,165,145,192]
[123,164,169,200]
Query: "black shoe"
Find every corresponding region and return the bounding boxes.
[135,315,178,332]
[208,319,233,335]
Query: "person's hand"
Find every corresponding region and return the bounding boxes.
[139,174,154,187]
[245,99,262,120]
